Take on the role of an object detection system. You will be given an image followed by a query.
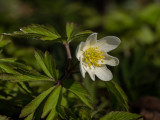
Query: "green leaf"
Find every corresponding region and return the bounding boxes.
[69,30,93,42]
[66,22,75,40]
[63,80,93,109]
[0,35,10,48]
[44,25,61,37]
[56,106,78,119]
[0,59,32,72]
[100,111,142,120]
[79,108,91,120]
[0,73,53,82]
[35,50,58,79]
[20,86,55,118]
[45,51,59,80]
[46,108,58,120]
[0,60,51,83]
[2,33,45,41]
[1,24,62,42]
[105,81,129,111]
[0,60,35,76]
[35,50,51,77]
[42,85,62,118]
[20,24,60,40]
[0,63,17,74]
[24,112,34,120]
[74,30,93,36]
[0,58,17,62]
[18,82,32,94]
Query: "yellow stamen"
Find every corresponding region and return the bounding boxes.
[84,47,104,67]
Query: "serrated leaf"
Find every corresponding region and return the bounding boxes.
[105,81,129,111]
[66,22,75,40]
[20,86,55,118]
[42,85,62,118]
[35,50,58,80]
[20,24,60,40]
[45,51,59,80]
[2,33,44,41]
[44,25,60,37]
[35,50,51,77]
[0,73,53,82]
[100,111,142,120]
[63,80,93,109]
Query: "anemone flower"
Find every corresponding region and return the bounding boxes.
[76,33,120,81]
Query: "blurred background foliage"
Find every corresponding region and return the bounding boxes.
[0,0,160,119]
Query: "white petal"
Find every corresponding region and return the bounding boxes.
[76,42,84,60]
[95,65,113,81]
[98,53,119,66]
[97,36,120,52]
[83,33,97,50]
[80,57,86,78]
[84,65,95,81]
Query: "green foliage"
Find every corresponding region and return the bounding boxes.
[66,22,75,40]
[79,108,91,120]
[18,82,32,94]
[0,73,52,82]
[0,57,55,82]
[0,35,10,49]
[135,26,155,44]
[57,106,78,119]
[69,30,93,42]
[1,23,93,47]
[1,0,156,118]
[100,111,141,120]
[139,3,160,25]
[65,22,93,42]
[19,85,62,120]
[20,86,55,118]
[34,50,59,80]
[42,85,62,118]
[20,24,61,40]
[24,113,34,120]
[44,85,62,120]
[103,11,133,32]
[0,24,62,44]
[105,81,129,111]
[63,79,93,109]
[0,58,32,71]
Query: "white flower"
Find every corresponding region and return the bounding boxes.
[76,33,120,81]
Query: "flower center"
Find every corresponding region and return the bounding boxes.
[84,47,105,67]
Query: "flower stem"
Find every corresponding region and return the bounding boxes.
[64,42,72,70]
[65,42,72,60]
[58,42,72,84]
[58,42,80,85]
